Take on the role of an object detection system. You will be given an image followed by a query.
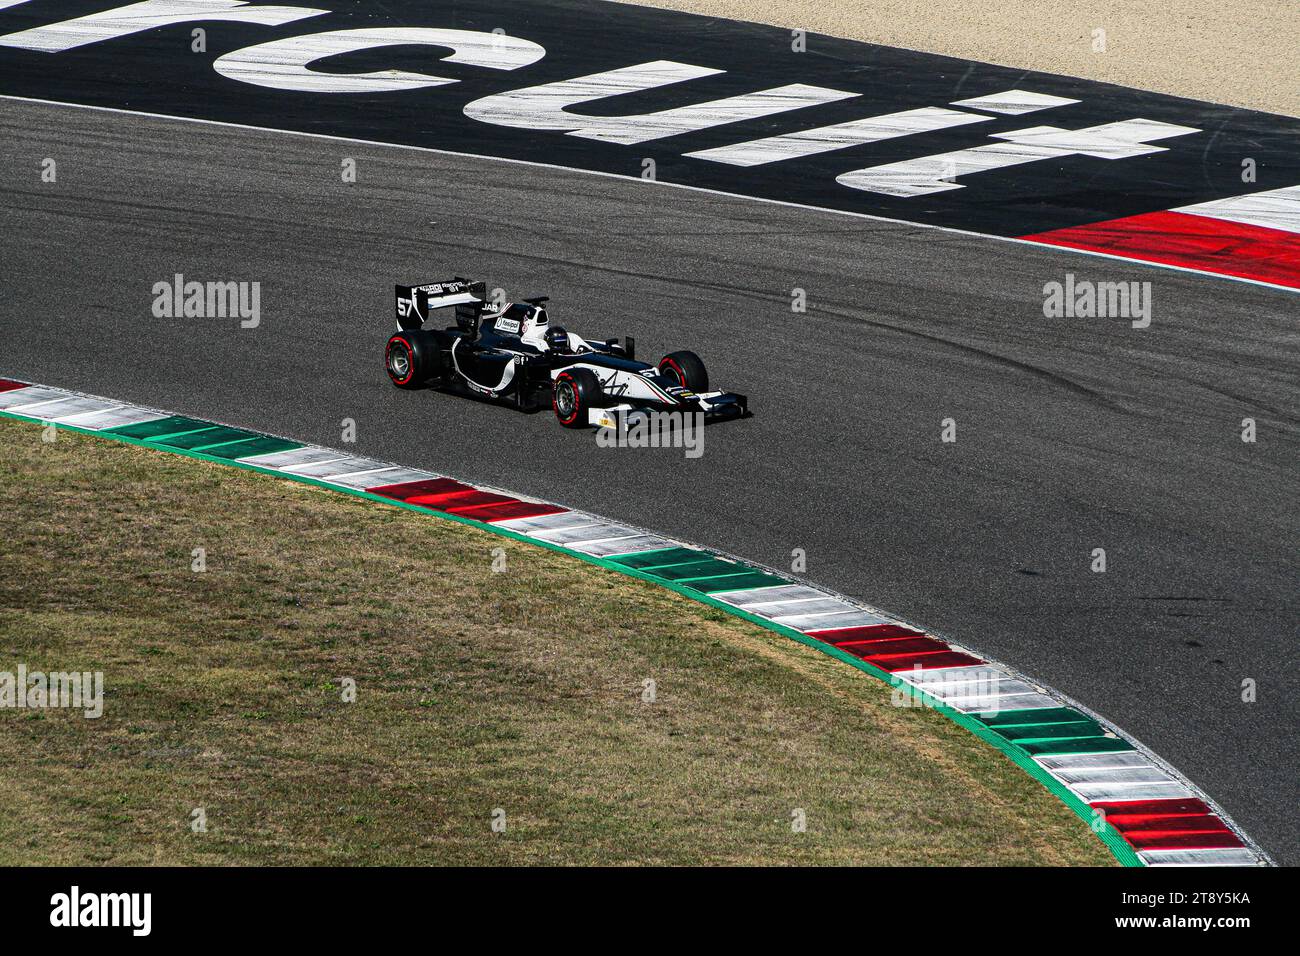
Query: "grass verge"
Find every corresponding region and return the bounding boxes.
[0,419,1113,865]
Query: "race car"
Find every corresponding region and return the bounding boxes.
[385,278,749,429]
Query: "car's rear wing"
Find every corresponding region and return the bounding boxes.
[395,278,487,331]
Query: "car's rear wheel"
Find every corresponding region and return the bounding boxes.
[553,368,602,428]
[386,331,437,389]
[658,350,708,393]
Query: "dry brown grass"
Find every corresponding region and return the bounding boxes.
[0,419,1112,865]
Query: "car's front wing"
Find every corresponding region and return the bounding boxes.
[588,390,749,428]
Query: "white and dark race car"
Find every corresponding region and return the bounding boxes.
[385,278,749,429]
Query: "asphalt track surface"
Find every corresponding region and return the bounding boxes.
[2,98,1296,862]
[3,0,1297,238]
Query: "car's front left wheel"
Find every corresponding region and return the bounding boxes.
[658,350,709,393]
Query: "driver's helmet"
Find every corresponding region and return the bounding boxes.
[544,326,571,353]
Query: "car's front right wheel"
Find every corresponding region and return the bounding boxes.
[552,368,602,427]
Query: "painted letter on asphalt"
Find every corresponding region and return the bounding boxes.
[837,119,1200,196]
[463,59,857,146]
[0,1,329,53]
[213,27,545,93]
